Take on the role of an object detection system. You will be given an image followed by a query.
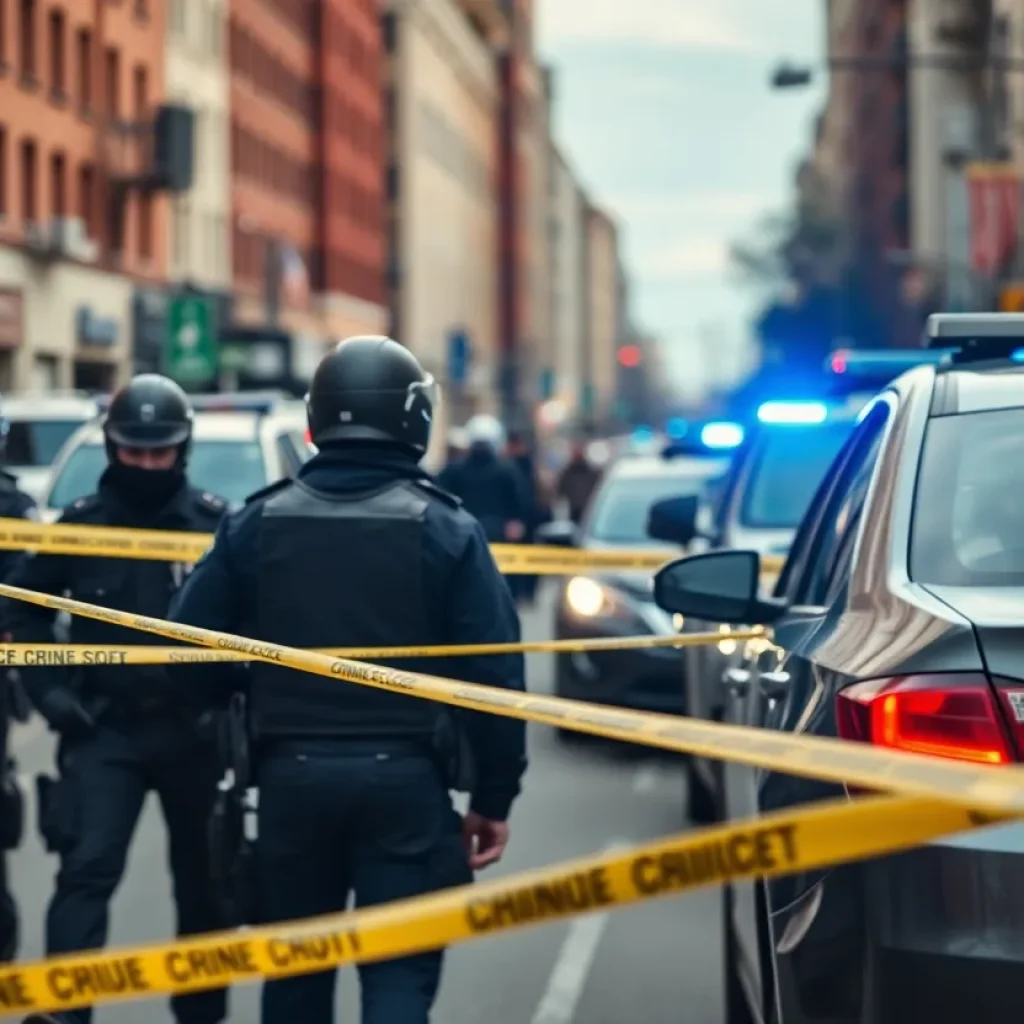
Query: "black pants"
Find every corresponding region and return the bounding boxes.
[257,741,472,1024]
[0,854,15,962]
[45,720,227,1024]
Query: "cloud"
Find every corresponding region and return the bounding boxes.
[635,237,730,277]
[537,0,764,53]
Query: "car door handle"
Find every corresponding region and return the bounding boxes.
[758,670,791,700]
[722,667,751,695]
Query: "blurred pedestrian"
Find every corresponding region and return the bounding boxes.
[505,429,549,607]
[438,415,531,599]
[556,439,602,525]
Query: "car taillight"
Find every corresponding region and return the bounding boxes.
[835,674,1016,765]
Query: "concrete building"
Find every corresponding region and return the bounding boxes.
[382,0,502,431]
[547,143,586,424]
[228,0,386,343]
[165,0,231,293]
[585,205,619,423]
[0,0,168,391]
[907,0,996,312]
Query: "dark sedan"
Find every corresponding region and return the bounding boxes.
[652,312,1024,1024]
[542,451,728,730]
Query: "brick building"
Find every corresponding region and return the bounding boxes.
[0,0,167,390]
[846,0,913,344]
[228,0,386,342]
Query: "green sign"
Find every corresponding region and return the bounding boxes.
[165,294,217,384]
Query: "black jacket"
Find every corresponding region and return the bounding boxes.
[437,447,531,542]
[5,471,227,724]
[169,446,528,821]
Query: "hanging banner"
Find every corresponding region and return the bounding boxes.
[967,162,1021,276]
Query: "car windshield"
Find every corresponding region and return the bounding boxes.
[740,423,853,529]
[47,440,267,510]
[6,420,89,466]
[586,474,707,544]
[911,408,1024,586]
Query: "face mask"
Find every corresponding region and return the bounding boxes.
[106,461,185,511]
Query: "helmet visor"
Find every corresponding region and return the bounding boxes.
[104,420,192,449]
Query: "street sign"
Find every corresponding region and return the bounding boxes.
[165,293,217,384]
[1000,282,1024,313]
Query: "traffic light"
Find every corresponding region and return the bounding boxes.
[617,344,641,368]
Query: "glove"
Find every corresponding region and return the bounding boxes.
[38,689,95,739]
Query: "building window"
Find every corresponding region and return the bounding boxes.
[47,6,64,98]
[138,191,153,261]
[49,150,65,216]
[76,27,91,111]
[0,126,6,218]
[77,162,94,232]
[20,138,36,222]
[104,46,119,119]
[132,63,147,118]
[18,0,36,84]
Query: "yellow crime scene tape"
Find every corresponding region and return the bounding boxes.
[0,630,765,667]
[0,517,787,576]
[0,585,1021,1014]
[0,793,1006,1017]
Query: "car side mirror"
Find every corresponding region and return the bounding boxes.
[647,494,699,546]
[536,519,578,547]
[653,550,787,625]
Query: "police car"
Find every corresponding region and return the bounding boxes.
[654,314,1024,1024]
[2,393,102,503]
[653,353,946,824]
[39,393,312,521]
[538,432,731,728]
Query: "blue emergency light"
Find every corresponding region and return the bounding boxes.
[700,421,744,449]
[665,417,688,439]
[756,400,828,425]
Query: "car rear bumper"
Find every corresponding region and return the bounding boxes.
[772,827,1024,1023]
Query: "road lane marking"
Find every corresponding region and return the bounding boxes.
[529,840,628,1024]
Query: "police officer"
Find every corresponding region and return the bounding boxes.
[169,336,528,1024]
[0,396,38,965]
[7,375,230,1024]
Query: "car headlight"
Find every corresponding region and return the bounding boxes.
[565,576,619,618]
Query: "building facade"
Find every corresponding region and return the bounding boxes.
[382,0,500,426]
[585,205,618,423]
[0,0,168,391]
[547,143,585,424]
[166,0,231,292]
[228,0,386,343]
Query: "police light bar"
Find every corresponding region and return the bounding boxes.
[756,400,828,425]
[826,348,947,376]
[924,313,1024,363]
[660,420,744,458]
[699,421,744,449]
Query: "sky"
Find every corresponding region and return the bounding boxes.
[535,0,826,403]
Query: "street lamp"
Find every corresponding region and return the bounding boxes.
[771,53,1024,90]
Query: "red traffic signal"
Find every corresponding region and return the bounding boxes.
[617,344,641,368]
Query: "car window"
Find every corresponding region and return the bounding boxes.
[47,440,268,510]
[6,420,89,466]
[739,423,855,529]
[910,407,1024,586]
[585,474,706,544]
[788,403,891,607]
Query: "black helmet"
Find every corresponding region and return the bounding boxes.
[103,374,194,455]
[306,336,435,455]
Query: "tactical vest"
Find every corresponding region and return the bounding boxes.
[251,478,447,739]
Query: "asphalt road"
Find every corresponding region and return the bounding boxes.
[5,584,724,1023]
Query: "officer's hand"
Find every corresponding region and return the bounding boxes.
[39,689,95,738]
[504,520,526,541]
[462,810,509,870]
